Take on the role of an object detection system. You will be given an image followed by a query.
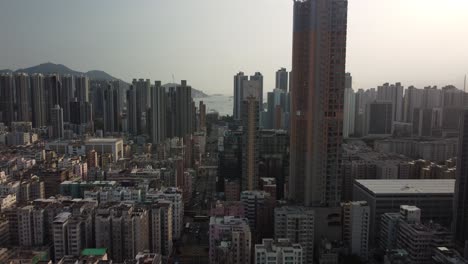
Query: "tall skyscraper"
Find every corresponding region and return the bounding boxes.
[150,81,167,144]
[365,101,393,136]
[377,82,404,122]
[345,72,352,89]
[175,80,193,137]
[241,93,260,191]
[275,68,289,92]
[127,86,138,135]
[199,101,206,132]
[403,86,423,123]
[75,76,89,102]
[133,78,151,134]
[45,75,62,123]
[0,73,15,125]
[165,81,194,138]
[103,83,120,134]
[50,105,64,139]
[453,109,468,255]
[354,88,376,137]
[343,87,355,138]
[14,73,30,122]
[30,74,47,128]
[289,0,348,207]
[234,72,248,120]
[61,75,74,122]
[250,72,264,112]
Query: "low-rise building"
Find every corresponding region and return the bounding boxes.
[354,179,454,243]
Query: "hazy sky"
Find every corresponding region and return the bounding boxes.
[1,0,467,94]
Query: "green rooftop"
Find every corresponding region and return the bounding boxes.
[81,248,107,256]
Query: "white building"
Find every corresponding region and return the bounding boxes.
[146,187,183,239]
[341,201,370,260]
[84,138,124,162]
[254,238,303,264]
[274,206,314,264]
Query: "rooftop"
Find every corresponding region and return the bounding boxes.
[355,179,454,195]
[85,138,122,144]
[81,248,107,256]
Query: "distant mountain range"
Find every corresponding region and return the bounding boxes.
[0,62,118,81]
[0,62,208,98]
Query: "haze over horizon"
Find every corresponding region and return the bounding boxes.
[1,0,467,94]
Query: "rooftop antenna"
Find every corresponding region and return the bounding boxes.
[172,73,175,84]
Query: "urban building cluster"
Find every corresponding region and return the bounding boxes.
[0,0,467,263]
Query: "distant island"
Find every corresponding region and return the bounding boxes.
[0,62,208,98]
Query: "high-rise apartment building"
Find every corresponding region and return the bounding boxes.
[345,72,352,89]
[275,206,315,263]
[95,204,149,262]
[422,86,442,109]
[61,75,74,122]
[50,105,64,139]
[53,212,71,262]
[365,101,393,136]
[289,0,348,206]
[403,86,423,123]
[146,187,184,240]
[341,201,370,261]
[209,216,252,264]
[275,68,289,92]
[453,109,468,255]
[127,86,138,135]
[18,205,45,247]
[165,81,194,138]
[240,191,269,232]
[0,73,15,125]
[344,87,356,138]
[234,72,263,120]
[149,201,173,258]
[234,72,248,120]
[266,88,288,129]
[150,81,167,144]
[354,88,377,137]
[75,76,89,103]
[30,74,47,127]
[199,100,206,132]
[103,83,120,134]
[241,96,260,191]
[250,72,264,112]
[45,75,62,123]
[377,83,404,122]
[132,78,151,135]
[14,73,30,122]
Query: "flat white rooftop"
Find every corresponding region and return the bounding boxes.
[85,138,122,143]
[355,179,454,195]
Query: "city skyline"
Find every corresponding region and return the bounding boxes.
[1,0,467,94]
